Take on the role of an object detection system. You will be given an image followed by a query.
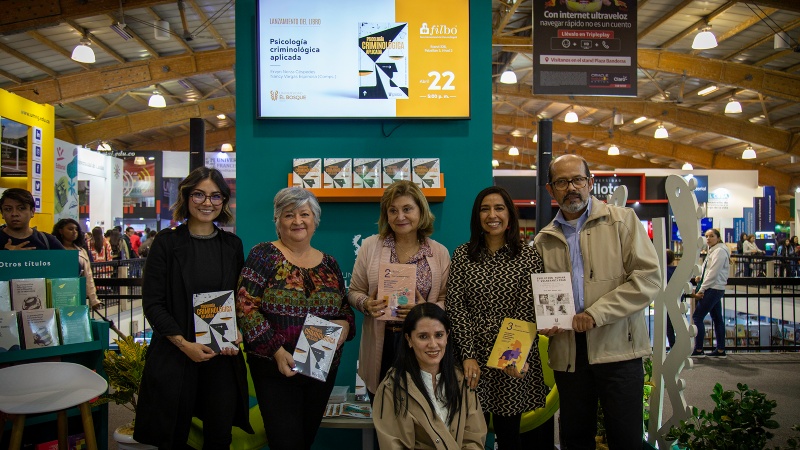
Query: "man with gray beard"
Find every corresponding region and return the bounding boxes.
[533,155,661,450]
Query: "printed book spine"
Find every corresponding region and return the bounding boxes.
[47,277,82,309]
[292,314,343,381]
[193,290,238,353]
[20,308,60,349]
[11,278,47,311]
[0,310,21,352]
[57,305,92,345]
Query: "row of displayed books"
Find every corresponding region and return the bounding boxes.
[293,157,441,189]
[0,306,93,351]
[0,277,93,352]
[0,277,85,311]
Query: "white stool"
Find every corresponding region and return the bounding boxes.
[0,362,108,450]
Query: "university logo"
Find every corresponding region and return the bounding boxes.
[270,90,279,101]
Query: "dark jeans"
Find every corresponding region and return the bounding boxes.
[554,333,644,450]
[248,355,338,450]
[172,355,239,450]
[693,288,726,351]
[484,412,523,450]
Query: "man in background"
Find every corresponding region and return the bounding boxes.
[533,154,661,449]
[126,226,141,256]
[0,188,64,250]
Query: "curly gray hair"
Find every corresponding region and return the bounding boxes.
[273,187,321,237]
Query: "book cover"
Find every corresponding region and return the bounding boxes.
[292,158,322,188]
[412,158,441,189]
[376,263,416,322]
[358,23,409,100]
[0,281,10,312]
[0,310,21,352]
[20,308,60,349]
[47,277,82,309]
[292,314,343,382]
[486,318,537,370]
[532,272,576,330]
[11,278,47,311]
[323,158,353,188]
[193,290,238,353]
[324,402,373,419]
[57,305,92,345]
[353,158,382,188]
[382,158,411,186]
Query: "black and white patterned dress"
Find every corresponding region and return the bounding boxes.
[447,242,548,416]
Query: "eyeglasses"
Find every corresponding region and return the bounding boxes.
[550,176,590,191]
[190,192,225,205]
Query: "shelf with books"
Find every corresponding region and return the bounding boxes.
[287,173,447,202]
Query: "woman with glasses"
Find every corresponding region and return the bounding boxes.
[447,186,548,450]
[134,167,253,448]
[236,187,355,450]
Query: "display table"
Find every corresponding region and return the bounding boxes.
[320,394,374,450]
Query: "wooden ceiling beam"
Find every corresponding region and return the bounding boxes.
[6,48,235,105]
[496,83,800,154]
[493,112,792,193]
[26,30,91,70]
[185,0,228,49]
[0,68,23,84]
[65,20,126,64]
[54,95,235,145]
[105,14,160,59]
[0,42,57,77]
[145,7,194,54]
[65,102,97,119]
[658,1,736,50]
[492,135,665,169]
[637,0,695,40]
[734,0,800,14]
[128,126,235,151]
[691,8,777,55]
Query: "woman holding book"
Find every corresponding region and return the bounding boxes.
[235,187,355,450]
[52,218,101,309]
[347,180,451,401]
[374,303,486,449]
[446,186,547,450]
[134,167,253,449]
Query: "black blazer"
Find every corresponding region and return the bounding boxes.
[134,224,253,447]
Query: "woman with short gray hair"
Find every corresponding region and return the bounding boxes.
[272,187,321,236]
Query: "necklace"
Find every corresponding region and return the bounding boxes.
[190,229,218,240]
[395,243,420,262]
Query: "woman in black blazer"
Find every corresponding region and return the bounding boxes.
[134,167,253,448]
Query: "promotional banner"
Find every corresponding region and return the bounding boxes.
[53,138,79,222]
[533,0,636,96]
[733,218,745,242]
[256,0,470,118]
[591,174,642,201]
[744,207,755,235]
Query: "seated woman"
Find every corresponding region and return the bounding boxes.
[374,303,486,450]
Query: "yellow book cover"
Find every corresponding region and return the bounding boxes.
[486,318,536,370]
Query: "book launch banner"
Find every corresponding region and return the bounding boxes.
[256,0,470,118]
[533,0,637,96]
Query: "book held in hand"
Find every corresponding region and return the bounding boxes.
[193,290,238,353]
[376,263,416,322]
[292,314,343,382]
[486,318,536,370]
[532,272,576,330]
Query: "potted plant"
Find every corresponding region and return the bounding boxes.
[93,335,150,448]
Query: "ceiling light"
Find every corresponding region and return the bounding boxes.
[742,144,756,160]
[607,145,620,156]
[133,156,146,166]
[654,124,669,139]
[492,159,499,168]
[564,109,579,123]
[697,85,719,96]
[724,98,742,114]
[692,26,718,50]
[221,143,233,152]
[148,91,166,108]
[71,37,95,63]
[633,116,647,124]
[96,142,111,152]
[682,162,693,170]
[216,114,227,120]
[508,146,519,156]
[532,133,538,143]
[499,70,517,84]
[530,164,536,169]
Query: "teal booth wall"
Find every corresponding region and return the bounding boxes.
[235,1,492,448]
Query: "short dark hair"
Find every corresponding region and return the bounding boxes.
[378,181,435,241]
[0,188,35,210]
[390,303,462,424]
[466,186,522,262]
[171,167,233,224]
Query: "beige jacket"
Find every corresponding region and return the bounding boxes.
[347,234,450,393]
[373,369,486,450]
[533,197,661,371]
